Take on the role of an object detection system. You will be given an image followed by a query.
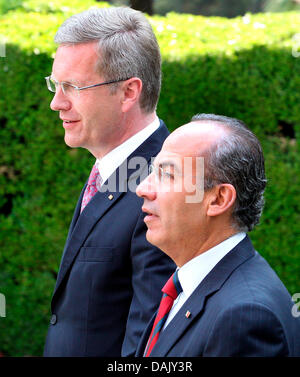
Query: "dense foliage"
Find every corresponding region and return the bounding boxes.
[0,0,299,356]
[109,0,300,17]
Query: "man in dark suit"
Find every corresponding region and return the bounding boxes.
[43,7,175,357]
[136,113,300,357]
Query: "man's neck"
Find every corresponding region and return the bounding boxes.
[173,227,238,268]
[89,111,157,159]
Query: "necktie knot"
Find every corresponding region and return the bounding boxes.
[81,164,101,213]
[87,164,100,186]
[162,270,182,300]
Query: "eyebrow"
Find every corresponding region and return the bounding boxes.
[50,74,81,86]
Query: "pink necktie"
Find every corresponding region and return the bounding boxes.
[81,164,100,213]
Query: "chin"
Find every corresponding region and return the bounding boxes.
[146,230,157,246]
[64,135,82,149]
[146,230,165,250]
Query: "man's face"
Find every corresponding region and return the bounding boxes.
[136,124,223,265]
[50,43,124,157]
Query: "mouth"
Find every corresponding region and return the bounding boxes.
[142,207,158,223]
[61,119,80,129]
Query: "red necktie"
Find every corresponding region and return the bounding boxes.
[144,270,182,357]
[81,164,100,213]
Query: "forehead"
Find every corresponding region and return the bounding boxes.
[52,42,100,81]
[158,122,225,163]
[154,150,183,169]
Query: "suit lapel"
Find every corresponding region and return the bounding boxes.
[136,312,156,357]
[149,236,255,356]
[52,121,169,299]
[63,184,86,248]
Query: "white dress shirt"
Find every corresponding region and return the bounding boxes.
[163,232,246,329]
[95,117,160,184]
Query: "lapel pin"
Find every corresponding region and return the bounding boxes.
[185,310,191,318]
[108,194,114,200]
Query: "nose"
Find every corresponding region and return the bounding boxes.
[50,87,72,112]
[136,173,157,201]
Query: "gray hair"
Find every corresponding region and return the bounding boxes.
[54,7,161,113]
[191,113,267,232]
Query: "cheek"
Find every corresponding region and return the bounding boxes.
[160,194,184,226]
[79,104,100,133]
[76,94,97,114]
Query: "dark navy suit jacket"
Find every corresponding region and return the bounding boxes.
[136,236,300,357]
[44,120,175,357]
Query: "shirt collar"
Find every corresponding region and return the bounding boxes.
[95,117,160,184]
[178,232,246,299]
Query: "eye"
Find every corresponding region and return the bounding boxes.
[161,165,174,178]
[160,166,174,181]
[62,82,75,94]
[149,164,175,183]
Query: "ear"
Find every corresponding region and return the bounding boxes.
[207,184,236,217]
[120,77,143,112]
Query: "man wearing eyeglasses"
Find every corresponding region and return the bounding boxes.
[43,7,175,357]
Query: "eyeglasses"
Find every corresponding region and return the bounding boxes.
[45,76,131,96]
[149,164,174,183]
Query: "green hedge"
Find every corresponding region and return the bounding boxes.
[0,0,299,356]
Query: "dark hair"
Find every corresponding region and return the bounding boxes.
[191,113,267,232]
